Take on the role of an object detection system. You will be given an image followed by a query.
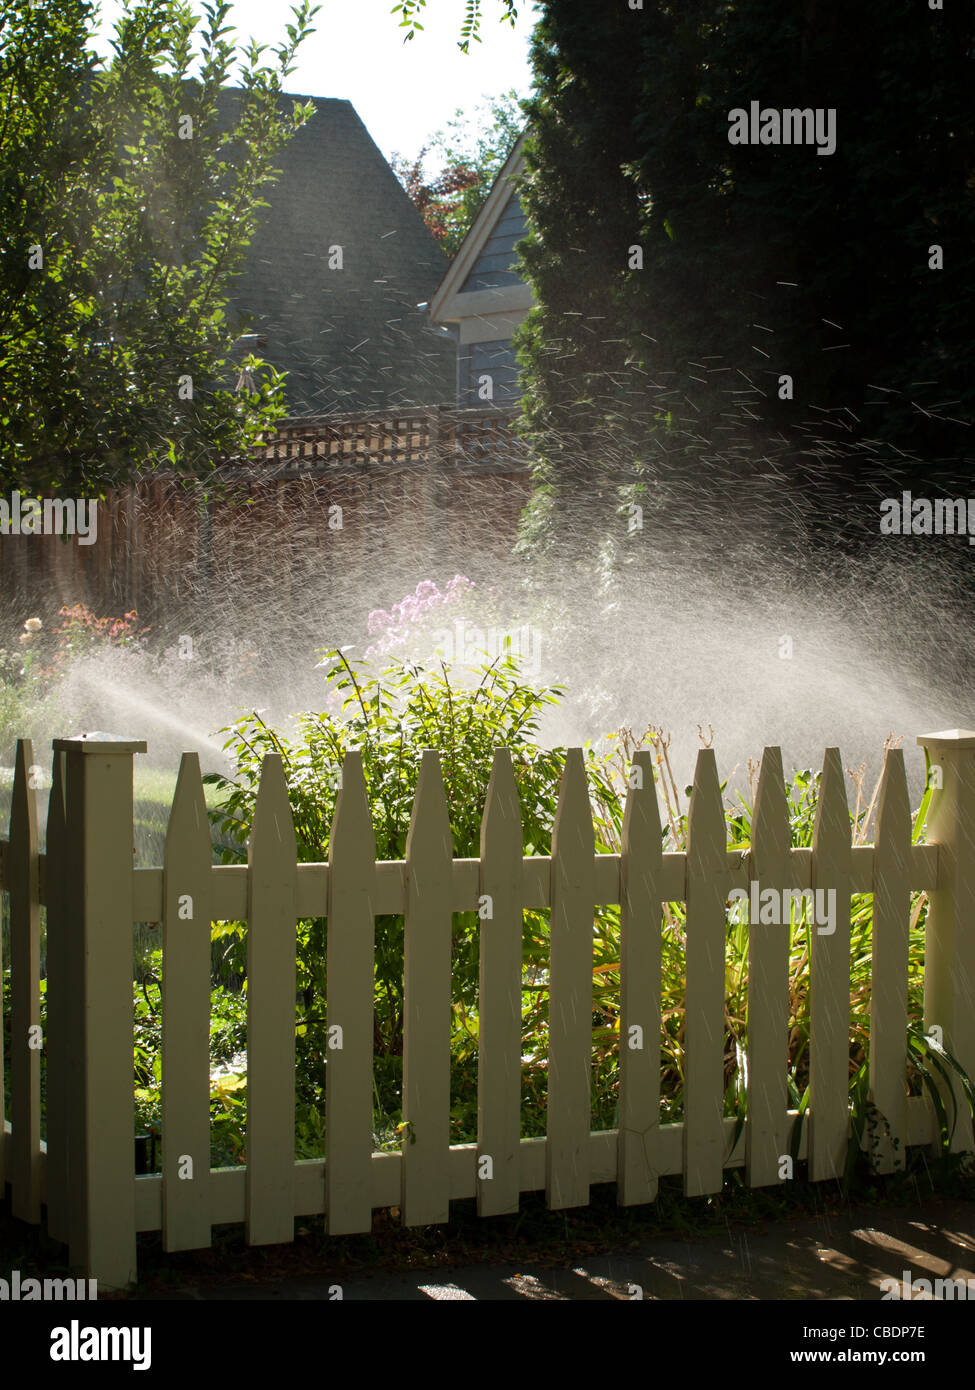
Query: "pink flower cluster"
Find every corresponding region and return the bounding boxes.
[365,576,473,659]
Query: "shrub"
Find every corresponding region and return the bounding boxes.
[204,648,620,1143]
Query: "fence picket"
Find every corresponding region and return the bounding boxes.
[684,748,727,1196]
[477,748,524,1216]
[402,751,453,1225]
[0,725,955,1286]
[745,747,792,1187]
[162,754,213,1250]
[547,748,595,1210]
[246,754,298,1245]
[869,747,911,1173]
[326,750,377,1234]
[809,747,853,1180]
[9,740,41,1221]
[43,748,69,1242]
[618,750,662,1204]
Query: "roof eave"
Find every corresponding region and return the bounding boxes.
[429,129,529,323]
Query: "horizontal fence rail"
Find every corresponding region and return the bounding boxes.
[1,729,974,1289]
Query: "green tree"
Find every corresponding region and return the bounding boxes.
[391,0,518,53]
[391,90,523,256]
[515,0,975,555]
[0,0,319,497]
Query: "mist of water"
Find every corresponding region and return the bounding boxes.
[4,406,975,823]
[5,469,973,819]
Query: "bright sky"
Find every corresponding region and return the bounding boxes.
[92,0,539,170]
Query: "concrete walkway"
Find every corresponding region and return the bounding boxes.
[139,1198,975,1300]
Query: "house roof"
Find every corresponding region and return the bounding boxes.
[219,90,456,414]
[429,131,531,325]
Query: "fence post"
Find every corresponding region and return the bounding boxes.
[915,729,975,1157]
[52,732,147,1289]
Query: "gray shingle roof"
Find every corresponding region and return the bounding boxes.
[220,91,455,414]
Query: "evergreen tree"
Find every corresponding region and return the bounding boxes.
[515,0,975,555]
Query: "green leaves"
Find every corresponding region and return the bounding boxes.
[517,0,975,533]
[390,1,516,51]
[0,0,318,495]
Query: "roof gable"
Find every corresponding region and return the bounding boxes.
[429,131,529,322]
[220,90,455,413]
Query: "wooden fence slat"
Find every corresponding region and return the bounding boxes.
[618,750,662,1205]
[0,728,945,1281]
[9,741,41,1220]
[326,750,377,1234]
[402,750,453,1226]
[684,748,728,1197]
[809,747,853,1180]
[745,746,793,1188]
[869,747,911,1173]
[477,748,524,1216]
[245,754,297,1245]
[43,748,69,1243]
[162,753,214,1251]
[547,748,595,1210]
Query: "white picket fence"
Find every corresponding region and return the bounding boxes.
[1,728,973,1290]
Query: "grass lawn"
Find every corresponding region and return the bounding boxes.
[0,762,233,863]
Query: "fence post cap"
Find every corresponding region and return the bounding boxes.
[916,729,975,750]
[52,733,148,754]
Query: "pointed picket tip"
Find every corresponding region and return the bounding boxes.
[481,748,522,859]
[165,754,208,857]
[874,746,910,850]
[812,747,851,853]
[12,740,39,844]
[751,746,791,868]
[552,748,594,854]
[687,747,726,871]
[330,750,376,860]
[406,749,451,859]
[249,753,297,862]
[621,750,662,855]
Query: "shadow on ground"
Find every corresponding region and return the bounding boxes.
[131,1198,975,1300]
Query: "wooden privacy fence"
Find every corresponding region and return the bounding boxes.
[1,729,974,1290]
[0,406,531,623]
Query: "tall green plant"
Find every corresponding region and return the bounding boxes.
[205,649,620,1132]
